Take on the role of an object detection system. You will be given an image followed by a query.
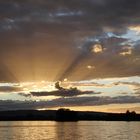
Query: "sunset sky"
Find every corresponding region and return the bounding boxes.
[0,0,140,113]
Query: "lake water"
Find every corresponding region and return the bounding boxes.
[0,121,139,140]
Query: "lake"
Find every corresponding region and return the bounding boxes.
[0,121,139,140]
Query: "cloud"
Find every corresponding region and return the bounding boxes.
[20,82,101,97]
[119,46,133,56]
[50,10,84,18]
[0,0,140,81]
[30,90,99,97]
[59,96,140,106]
[0,86,21,92]
[129,25,140,34]
[112,81,140,90]
[1,0,140,33]
[0,83,22,92]
[0,95,140,110]
[62,81,105,87]
[113,81,140,86]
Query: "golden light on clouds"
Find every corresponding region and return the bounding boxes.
[91,44,103,53]
[87,65,95,70]
[129,25,140,34]
[20,81,56,92]
[119,46,133,56]
[63,78,68,82]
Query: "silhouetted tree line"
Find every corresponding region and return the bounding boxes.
[56,108,78,121]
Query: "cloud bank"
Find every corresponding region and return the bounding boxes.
[0,95,140,110]
[0,0,139,81]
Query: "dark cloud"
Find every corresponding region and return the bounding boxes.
[113,81,140,87]
[1,0,140,31]
[30,88,100,97]
[20,82,100,97]
[0,95,140,110]
[0,0,140,81]
[50,96,140,107]
[29,90,99,97]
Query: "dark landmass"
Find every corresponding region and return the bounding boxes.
[0,108,140,121]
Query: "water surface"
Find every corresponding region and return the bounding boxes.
[0,121,139,140]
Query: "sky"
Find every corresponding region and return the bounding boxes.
[0,0,140,113]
